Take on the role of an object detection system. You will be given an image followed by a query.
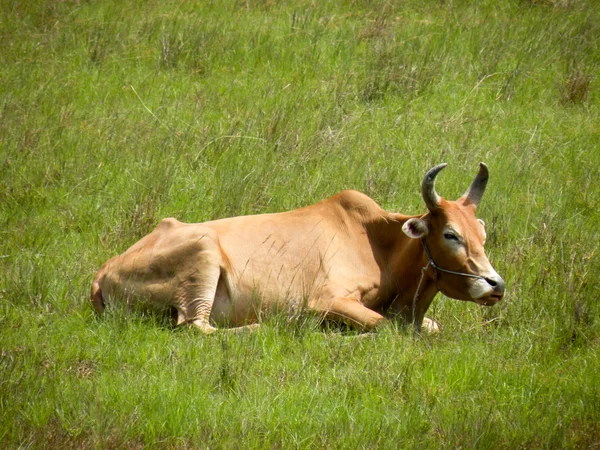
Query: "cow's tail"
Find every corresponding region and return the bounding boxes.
[90,273,105,314]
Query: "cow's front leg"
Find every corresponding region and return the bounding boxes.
[311,296,385,331]
[387,284,439,333]
[410,295,439,334]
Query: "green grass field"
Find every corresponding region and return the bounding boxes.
[1,0,599,447]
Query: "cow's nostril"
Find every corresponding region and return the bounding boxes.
[485,277,497,287]
[485,276,505,293]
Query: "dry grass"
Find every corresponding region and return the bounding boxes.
[562,69,592,104]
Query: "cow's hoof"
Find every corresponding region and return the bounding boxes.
[422,317,440,334]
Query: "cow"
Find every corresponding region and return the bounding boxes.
[91,163,504,333]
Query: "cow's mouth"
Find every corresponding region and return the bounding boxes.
[476,294,503,306]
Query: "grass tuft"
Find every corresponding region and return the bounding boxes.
[561,68,592,104]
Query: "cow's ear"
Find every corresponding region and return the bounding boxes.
[402,218,429,239]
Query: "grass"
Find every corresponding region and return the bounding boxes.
[1,0,599,447]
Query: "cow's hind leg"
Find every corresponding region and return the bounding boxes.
[177,246,262,334]
[170,230,225,334]
[219,323,261,333]
[181,260,220,335]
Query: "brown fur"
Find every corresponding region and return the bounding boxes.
[91,188,503,333]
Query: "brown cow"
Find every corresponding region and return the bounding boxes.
[91,163,504,333]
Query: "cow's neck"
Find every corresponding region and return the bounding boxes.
[367,212,439,324]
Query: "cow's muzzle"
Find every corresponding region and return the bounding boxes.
[476,274,505,305]
[484,274,505,296]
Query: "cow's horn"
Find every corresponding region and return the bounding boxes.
[422,163,447,211]
[463,162,489,208]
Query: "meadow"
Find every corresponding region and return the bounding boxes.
[1,0,599,447]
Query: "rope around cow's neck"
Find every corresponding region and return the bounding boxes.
[411,238,486,328]
[411,260,432,327]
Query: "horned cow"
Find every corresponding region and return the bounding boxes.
[91,163,505,333]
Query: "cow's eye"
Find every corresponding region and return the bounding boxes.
[444,233,459,241]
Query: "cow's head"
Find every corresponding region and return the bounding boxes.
[402,163,505,305]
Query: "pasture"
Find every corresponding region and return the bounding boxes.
[1,0,599,447]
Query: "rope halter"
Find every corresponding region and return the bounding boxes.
[411,238,486,326]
